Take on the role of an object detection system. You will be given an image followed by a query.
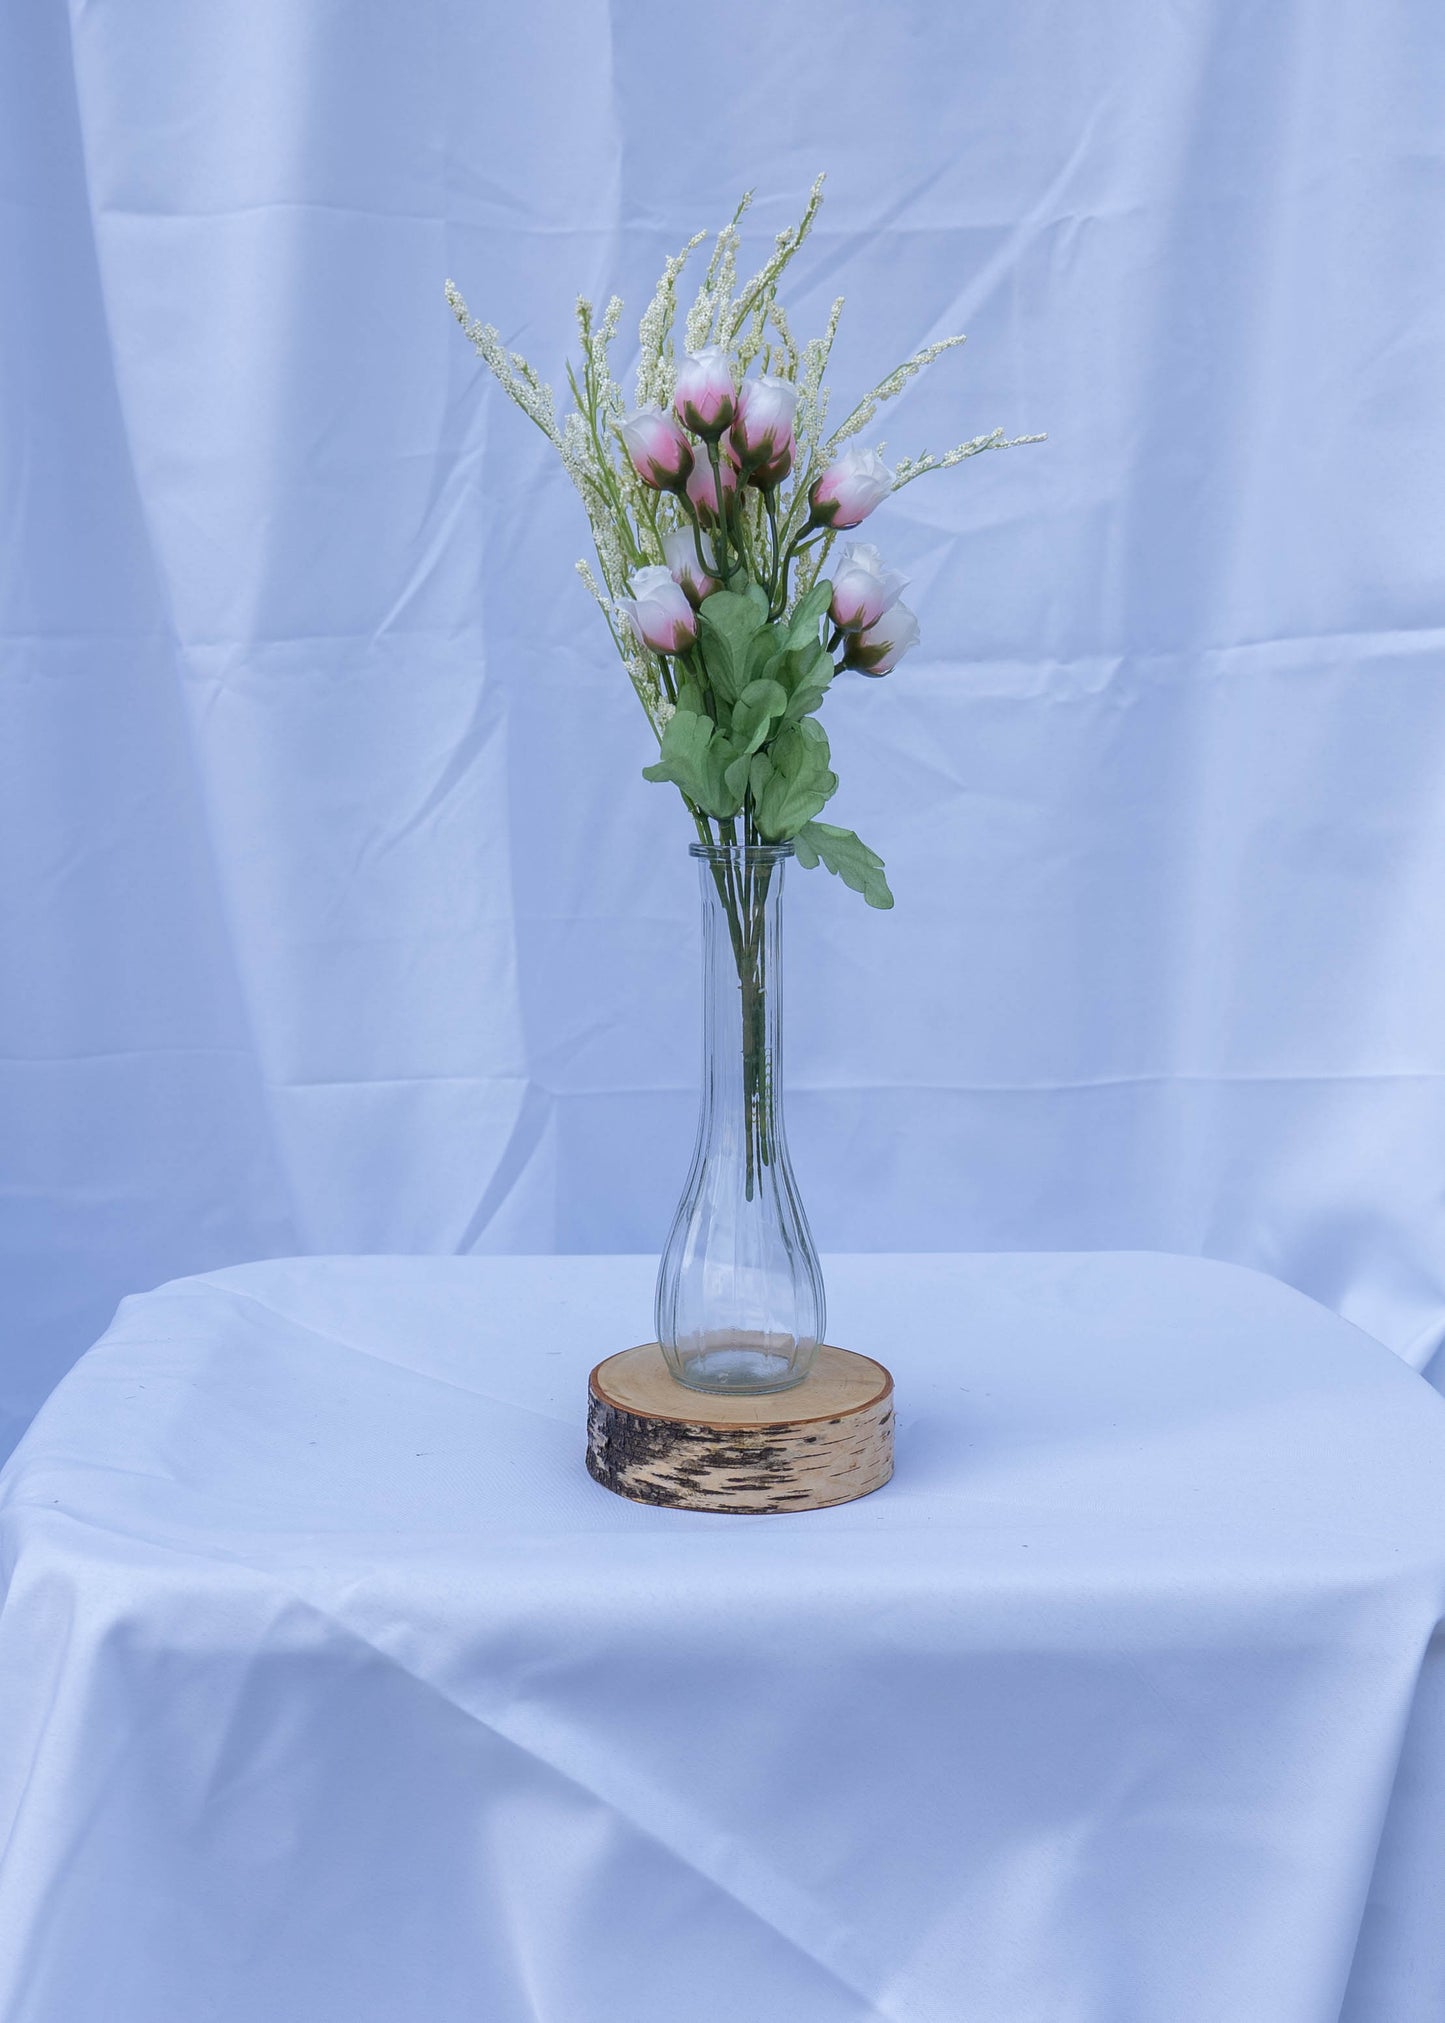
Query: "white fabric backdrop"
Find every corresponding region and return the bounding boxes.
[4,0,1445,1453]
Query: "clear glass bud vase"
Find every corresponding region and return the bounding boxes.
[656,841,825,1394]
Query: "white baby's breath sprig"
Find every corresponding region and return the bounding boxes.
[784,294,846,545]
[621,644,666,732]
[636,231,708,409]
[685,191,752,350]
[575,294,625,427]
[824,333,969,454]
[766,301,799,381]
[891,428,1048,490]
[798,296,845,423]
[446,280,562,446]
[721,172,826,355]
[793,529,837,605]
[577,560,668,734]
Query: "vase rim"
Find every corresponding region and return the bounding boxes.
[689,840,794,862]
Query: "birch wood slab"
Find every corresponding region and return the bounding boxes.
[586,1344,894,1513]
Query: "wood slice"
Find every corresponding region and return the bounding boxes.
[586,1344,894,1513]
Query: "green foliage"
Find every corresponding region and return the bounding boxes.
[642,710,743,821]
[697,591,767,707]
[774,640,833,722]
[731,679,789,755]
[673,674,708,718]
[786,578,832,644]
[792,821,895,909]
[749,720,838,840]
[743,626,786,689]
[723,748,754,803]
[648,595,843,843]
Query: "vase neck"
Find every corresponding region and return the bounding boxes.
[692,842,791,1194]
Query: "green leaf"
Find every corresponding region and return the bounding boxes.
[744,624,787,689]
[784,683,831,723]
[642,709,743,820]
[707,737,746,819]
[641,709,712,805]
[792,821,895,909]
[772,640,830,698]
[698,590,768,707]
[786,579,833,644]
[723,749,753,802]
[752,720,837,839]
[759,769,837,839]
[673,675,709,719]
[771,640,834,721]
[783,656,834,721]
[731,678,788,755]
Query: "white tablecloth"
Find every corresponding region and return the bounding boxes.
[2,1252,1444,2023]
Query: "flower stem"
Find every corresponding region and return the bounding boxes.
[707,442,735,584]
[764,488,783,605]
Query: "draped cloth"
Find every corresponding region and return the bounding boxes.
[2,1251,1444,2020]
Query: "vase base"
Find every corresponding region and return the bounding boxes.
[586,1344,894,1514]
[666,1338,812,1396]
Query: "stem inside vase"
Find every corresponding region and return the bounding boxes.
[655,841,825,1394]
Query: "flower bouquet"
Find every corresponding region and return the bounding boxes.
[448,177,1038,1396]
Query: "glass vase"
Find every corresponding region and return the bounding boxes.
[655,840,825,1394]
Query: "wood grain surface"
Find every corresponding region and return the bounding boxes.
[586,1344,894,1513]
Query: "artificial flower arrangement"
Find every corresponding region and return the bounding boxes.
[446,176,1040,913]
[447,178,1039,1403]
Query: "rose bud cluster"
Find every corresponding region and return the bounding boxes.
[617,408,694,492]
[843,601,920,677]
[828,543,908,634]
[663,527,719,608]
[622,565,698,654]
[672,345,736,439]
[623,354,807,514]
[809,446,894,529]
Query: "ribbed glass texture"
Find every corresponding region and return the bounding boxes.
[655,842,825,1393]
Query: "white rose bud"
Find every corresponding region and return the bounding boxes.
[663,527,719,609]
[730,374,798,472]
[672,346,737,439]
[809,446,895,529]
[828,543,908,633]
[621,565,699,654]
[843,600,920,676]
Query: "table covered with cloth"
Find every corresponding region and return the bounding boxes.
[2,1251,1445,2023]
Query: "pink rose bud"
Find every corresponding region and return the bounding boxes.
[749,434,795,492]
[809,446,894,529]
[622,565,699,654]
[684,440,739,523]
[843,599,920,677]
[617,407,695,492]
[663,527,719,608]
[828,542,909,633]
[730,374,799,471]
[672,345,737,439]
